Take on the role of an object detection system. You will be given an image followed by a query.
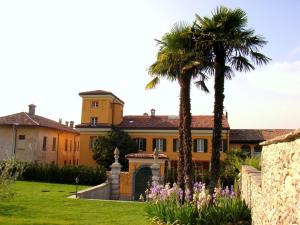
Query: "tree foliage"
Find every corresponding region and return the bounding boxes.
[0,158,24,199]
[92,129,138,171]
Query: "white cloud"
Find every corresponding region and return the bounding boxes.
[246,61,300,95]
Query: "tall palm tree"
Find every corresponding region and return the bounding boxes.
[193,6,270,194]
[146,23,208,196]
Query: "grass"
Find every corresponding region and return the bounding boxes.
[0,181,149,225]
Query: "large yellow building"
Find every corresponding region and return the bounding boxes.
[76,90,231,199]
[0,104,80,166]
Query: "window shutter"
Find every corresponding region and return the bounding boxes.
[193,139,197,152]
[173,139,177,152]
[204,139,208,152]
[223,139,228,152]
[142,139,146,151]
[163,139,166,152]
[152,139,156,151]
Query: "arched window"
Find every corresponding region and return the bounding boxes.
[241,144,251,157]
[254,145,262,157]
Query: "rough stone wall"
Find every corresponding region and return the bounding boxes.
[241,129,300,225]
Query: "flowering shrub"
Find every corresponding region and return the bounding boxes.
[145,182,250,225]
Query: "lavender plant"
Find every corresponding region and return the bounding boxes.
[145,182,250,225]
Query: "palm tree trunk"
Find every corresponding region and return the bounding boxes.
[178,74,193,198]
[209,47,225,195]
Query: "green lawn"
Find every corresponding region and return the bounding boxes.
[0,181,149,225]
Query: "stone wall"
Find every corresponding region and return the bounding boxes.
[241,129,300,225]
[77,182,111,200]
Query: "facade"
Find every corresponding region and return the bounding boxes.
[76,90,231,200]
[0,104,80,166]
[229,129,294,157]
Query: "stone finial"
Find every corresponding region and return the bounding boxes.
[153,148,159,162]
[114,147,120,163]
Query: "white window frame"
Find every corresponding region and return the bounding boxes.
[135,138,145,151]
[155,139,164,151]
[196,139,205,152]
[91,117,98,126]
[91,101,99,109]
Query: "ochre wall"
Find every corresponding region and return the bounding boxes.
[80,96,124,125]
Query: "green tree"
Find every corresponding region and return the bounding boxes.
[92,129,138,171]
[0,158,24,199]
[146,23,209,195]
[194,6,270,194]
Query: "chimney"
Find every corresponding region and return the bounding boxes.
[59,118,62,124]
[28,104,36,116]
[70,121,74,128]
[225,111,228,119]
[150,109,156,117]
[65,121,69,127]
[143,112,148,116]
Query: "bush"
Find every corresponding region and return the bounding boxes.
[21,163,107,186]
[145,182,251,225]
[243,157,261,170]
[0,158,25,199]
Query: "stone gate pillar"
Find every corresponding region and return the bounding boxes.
[151,148,160,185]
[111,147,122,200]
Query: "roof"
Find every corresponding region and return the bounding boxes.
[126,153,168,159]
[0,112,79,134]
[261,128,300,146]
[230,129,295,143]
[119,115,230,130]
[79,90,124,104]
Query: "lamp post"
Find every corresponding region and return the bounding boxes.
[75,177,79,198]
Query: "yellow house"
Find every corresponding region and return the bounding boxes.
[0,104,80,166]
[76,90,230,200]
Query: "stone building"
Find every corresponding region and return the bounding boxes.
[0,104,80,166]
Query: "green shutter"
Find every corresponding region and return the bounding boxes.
[204,139,208,152]
[223,139,228,152]
[142,139,146,151]
[152,139,156,151]
[173,139,177,152]
[163,139,166,152]
[193,139,197,152]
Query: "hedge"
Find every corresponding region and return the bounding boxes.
[21,162,107,186]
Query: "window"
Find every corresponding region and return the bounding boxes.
[77,141,80,151]
[91,101,99,108]
[69,160,71,165]
[173,139,178,152]
[221,139,228,152]
[64,160,67,166]
[52,137,57,151]
[89,136,97,149]
[19,135,26,140]
[90,117,98,126]
[153,138,166,152]
[193,139,208,153]
[76,159,79,165]
[74,140,76,152]
[70,140,72,152]
[241,144,251,157]
[42,136,47,151]
[65,139,68,151]
[254,145,262,157]
[133,138,146,151]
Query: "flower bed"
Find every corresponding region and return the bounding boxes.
[145,182,251,225]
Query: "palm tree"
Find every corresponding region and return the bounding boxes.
[146,23,208,196]
[193,6,270,194]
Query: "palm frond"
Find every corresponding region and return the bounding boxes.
[224,66,234,79]
[250,51,271,66]
[145,77,160,90]
[230,55,255,72]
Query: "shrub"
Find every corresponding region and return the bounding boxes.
[145,182,251,225]
[243,156,261,170]
[21,163,106,186]
[0,158,25,199]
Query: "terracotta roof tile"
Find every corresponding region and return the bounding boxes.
[0,112,79,134]
[79,90,124,104]
[230,129,294,143]
[118,115,229,129]
[126,153,168,159]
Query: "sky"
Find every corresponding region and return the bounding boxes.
[0,0,299,129]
